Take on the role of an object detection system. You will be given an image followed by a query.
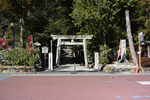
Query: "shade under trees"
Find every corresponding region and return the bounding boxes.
[0,0,150,63]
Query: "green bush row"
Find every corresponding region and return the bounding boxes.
[4,48,40,66]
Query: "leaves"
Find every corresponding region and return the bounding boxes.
[0,0,31,18]
[1,0,150,64]
[99,45,112,63]
[4,48,40,66]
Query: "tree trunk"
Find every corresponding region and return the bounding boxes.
[10,22,15,48]
[20,18,24,47]
[125,9,137,65]
[12,27,15,48]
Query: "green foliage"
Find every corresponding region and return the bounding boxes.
[1,0,150,65]
[71,0,126,54]
[99,45,112,63]
[33,33,51,47]
[4,48,40,66]
[44,18,70,35]
[126,47,133,62]
[137,0,150,35]
[5,26,12,46]
[0,0,31,19]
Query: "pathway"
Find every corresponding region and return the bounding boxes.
[54,48,94,72]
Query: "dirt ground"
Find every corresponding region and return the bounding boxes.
[141,57,150,67]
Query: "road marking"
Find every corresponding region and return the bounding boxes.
[116,96,121,98]
[102,81,127,83]
[132,96,143,98]
[116,95,150,99]
[137,81,150,85]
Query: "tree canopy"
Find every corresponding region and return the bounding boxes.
[0,0,150,63]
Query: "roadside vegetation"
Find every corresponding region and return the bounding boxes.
[0,0,150,70]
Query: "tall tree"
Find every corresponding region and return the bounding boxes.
[135,0,150,35]
[71,0,122,53]
[0,0,31,47]
[125,9,137,64]
[112,0,138,64]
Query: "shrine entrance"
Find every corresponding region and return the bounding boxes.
[51,35,93,68]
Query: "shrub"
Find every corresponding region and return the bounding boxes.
[126,47,133,63]
[99,45,112,64]
[4,48,40,66]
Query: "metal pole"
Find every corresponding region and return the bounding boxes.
[44,53,46,68]
[138,36,144,73]
[138,45,144,72]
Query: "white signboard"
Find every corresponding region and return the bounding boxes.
[121,40,126,61]
[42,46,48,53]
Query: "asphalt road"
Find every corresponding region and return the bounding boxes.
[0,74,150,100]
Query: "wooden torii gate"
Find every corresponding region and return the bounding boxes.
[51,34,93,67]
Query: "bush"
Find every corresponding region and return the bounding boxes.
[4,48,40,66]
[99,45,112,64]
[126,47,133,62]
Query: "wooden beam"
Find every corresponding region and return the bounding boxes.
[56,39,61,67]
[51,35,93,40]
[61,42,83,45]
[83,39,88,67]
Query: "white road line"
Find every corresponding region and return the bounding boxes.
[137,81,150,85]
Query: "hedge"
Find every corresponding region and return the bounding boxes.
[4,48,40,66]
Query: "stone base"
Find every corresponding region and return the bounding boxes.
[105,62,136,73]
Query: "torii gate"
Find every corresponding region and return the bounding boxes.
[51,34,93,67]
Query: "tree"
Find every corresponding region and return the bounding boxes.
[134,0,150,39]
[70,0,122,55]
[0,0,32,47]
[70,0,141,64]
[113,0,138,64]
[125,9,137,64]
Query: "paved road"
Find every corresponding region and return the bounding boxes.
[0,74,150,100]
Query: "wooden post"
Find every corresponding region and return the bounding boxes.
[83,39,88,67]
[136,63,138,74]
[56,39,61,67]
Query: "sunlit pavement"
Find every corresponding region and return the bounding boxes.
[0,73,150,100]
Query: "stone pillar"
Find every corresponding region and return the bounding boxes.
[56,39,61,67]
[95,52,99,71]
[121,40,126,62]
[83,39,88,67]
[48,53,53,71]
